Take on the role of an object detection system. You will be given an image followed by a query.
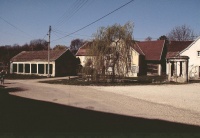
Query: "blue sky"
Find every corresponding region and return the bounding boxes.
[0,0,199,47]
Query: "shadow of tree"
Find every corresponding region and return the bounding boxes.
[0,87,200,137]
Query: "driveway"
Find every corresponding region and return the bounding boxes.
[4,77,200,126]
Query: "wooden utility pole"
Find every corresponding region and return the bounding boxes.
[47,25,51,77]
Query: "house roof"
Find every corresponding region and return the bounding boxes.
[166,41,193,58]
[180,36,200,54]
[136,40,165,61]
[76,42,92,56]
[131,42,145,55]
[11,49,68,62]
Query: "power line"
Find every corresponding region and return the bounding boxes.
[0,16,33,38]
[52,29,93,38]
[52,0,134,42]
[53,0,89,29]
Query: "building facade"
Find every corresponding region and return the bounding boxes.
[166,36,200,80]
[10,49,77,77]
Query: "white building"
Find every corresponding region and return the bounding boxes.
[166,36,200,80]
[10,49,77,77]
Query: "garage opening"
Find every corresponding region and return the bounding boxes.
[18,64,23,73]
[13,64,17,72]
[25,64,30,73]
[31,64,37,73]
[38,64,44,74]
[46,64,52,74]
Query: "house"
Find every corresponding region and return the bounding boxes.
[76,40,166,77]
[10,49,77,77]
[76,41,93,67]
[129,41,146,76]
[166,36,200,80]
[136,40,166,76]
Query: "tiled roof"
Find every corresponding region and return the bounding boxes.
[131,42,145,55]
[11,49,68,62]
[166,41,193,58]
[76,42,92,56]
[136,40,165,61]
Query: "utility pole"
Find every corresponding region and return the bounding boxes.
[47,25,51,77]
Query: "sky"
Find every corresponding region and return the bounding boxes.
[0,0,199,47]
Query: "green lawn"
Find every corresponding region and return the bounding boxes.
[0,86,200,137]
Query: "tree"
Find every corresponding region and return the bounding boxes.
[70,39,84,55]
[167,25,195,41]
[158,35,169,45]
[88,22,134,82]
[145,36,152,41]
[29,39,48,51]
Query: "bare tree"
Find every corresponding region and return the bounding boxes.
[88,22,134,82]
[167,25,195,41]
[70,39,84,55]
[145,36,152,41]
[53,45,67,50]
[29,39,48,50]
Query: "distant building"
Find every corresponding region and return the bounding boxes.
[136,40,166,76]
[76,40,166,77]
[166,36,200,80]
[76,42,93,67]
[10,49,77,77]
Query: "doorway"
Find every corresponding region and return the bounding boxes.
[199,66,200,78]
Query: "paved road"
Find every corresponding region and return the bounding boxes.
[4,77,200,126]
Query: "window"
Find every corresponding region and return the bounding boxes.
[13,64,17,72]
[18,64,23,73]
[198,51,200,57]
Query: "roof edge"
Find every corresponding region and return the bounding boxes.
[180,36,200,54]
[54,49,69,60]
[75,41,91,56]
[135,42,145,55]
[159,40,165,60]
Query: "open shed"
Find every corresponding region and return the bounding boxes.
[10,49,77,77]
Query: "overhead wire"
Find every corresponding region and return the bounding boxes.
[52,28,93,38]
[51,0,134,42]
[53,0,89,29]
[53,0,80,27]
[0,16,34,39]
[51,30,71,45]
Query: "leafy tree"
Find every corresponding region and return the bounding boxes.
[167,25,196,41]
[88,22,134,82]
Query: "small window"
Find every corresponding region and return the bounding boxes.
[198,51,200,57]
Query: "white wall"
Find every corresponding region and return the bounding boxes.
[10,61,56,77]
[181,37,200,79]
[77,56,93,67]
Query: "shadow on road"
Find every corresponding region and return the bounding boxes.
[0,86,200,137]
